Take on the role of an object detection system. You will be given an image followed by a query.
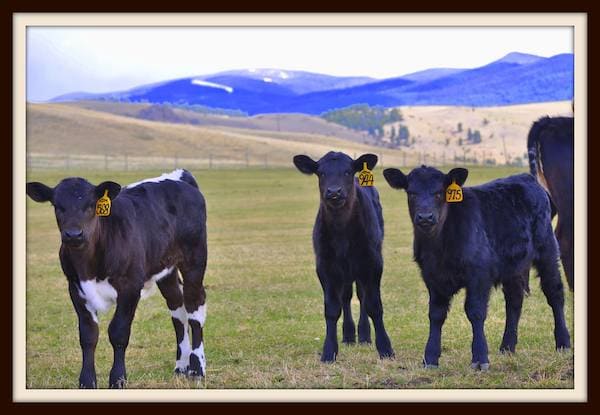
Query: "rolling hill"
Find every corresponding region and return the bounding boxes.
[50,52,574,115]
[26,101,573,170]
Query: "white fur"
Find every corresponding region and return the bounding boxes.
[126,169,185,189]
[191,342,206,375]
[79,279,118,323]
[141,267,174,299]
[188,304,206,328]
[170,306,191,371]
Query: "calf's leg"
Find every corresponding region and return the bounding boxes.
[423,289,450,368]
[360,273,394,359]
[535,244,571,350]
[156,268,191,375]
[556,217,574,291]
[341,283,356,344]
[500,277,525,354]
[321,285,342,362]
[108,289,141,388]
[68,281,99,389]
[356,282,371,344]
[465,286,491,371]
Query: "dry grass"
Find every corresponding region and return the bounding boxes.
[25,167,574,389]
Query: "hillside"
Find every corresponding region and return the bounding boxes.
[50,52,574,115]
[26,101,572,170]
[26,103,407,168]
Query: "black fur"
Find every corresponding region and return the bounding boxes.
[26,169,207,388]
[527,116,574,290]
[293,152,394,362]
[383,166,570,370]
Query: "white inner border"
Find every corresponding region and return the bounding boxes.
[14,13,587,403]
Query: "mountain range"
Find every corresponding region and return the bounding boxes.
[51,52,574,115]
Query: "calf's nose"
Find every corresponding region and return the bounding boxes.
[325,186,343,200]
[64,229,84,239]
[416,212,435,224]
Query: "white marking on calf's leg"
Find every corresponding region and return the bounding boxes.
[188,304,207,328]
[141,267,175,299]
[170,306,191,372]
[191,342,206,376]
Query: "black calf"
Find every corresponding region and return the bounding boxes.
[383,166,570,370]
[293,152,394,362]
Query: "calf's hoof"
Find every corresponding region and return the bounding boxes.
[499,345,516,354]
[342,337,356,345]
[470,362,490,371]
[187,368,205,379]
[557,345,571,353]
[422,358,439,369]
[109,377,127,389]
[174,366,189,376]
[378,350,395,360]
[320,351,337,363]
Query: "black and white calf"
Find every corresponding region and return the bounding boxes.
[293,152,394,362]
[26,169,208,388]
[383,166,570,370]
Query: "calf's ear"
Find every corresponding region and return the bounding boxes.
[353,153,378,172]
[383,168,408,190]
[95,181,121,200]
[293,155,318,175]
[26,182,54,203]
[445,168,469,187]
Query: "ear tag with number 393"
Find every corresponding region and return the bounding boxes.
[358,162,374,187]
[446,180,463,203]
[96,189,111,216]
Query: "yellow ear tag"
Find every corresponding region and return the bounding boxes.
[96,189,111,216]
[358,162,374,187]
[446,180,463,203]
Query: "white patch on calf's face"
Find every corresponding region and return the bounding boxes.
[125,169,185,189]
[188,304,206,327]
[78,279,118,323]
[170,305,191,371]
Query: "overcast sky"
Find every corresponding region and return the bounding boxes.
[26,26,573,102]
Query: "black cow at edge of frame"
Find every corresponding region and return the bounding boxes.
[293,151,395,363]
[383,165,570,371]
[26,169,208,388]
[527,116,574,291]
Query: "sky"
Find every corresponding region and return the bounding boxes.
[26,26,573,102]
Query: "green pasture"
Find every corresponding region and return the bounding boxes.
[25,166,574,389]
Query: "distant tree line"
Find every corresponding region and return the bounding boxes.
[321,104,410,148]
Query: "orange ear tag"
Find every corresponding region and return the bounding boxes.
[95,189,111,216]
[446,180,463,203]
[358,162,374,187]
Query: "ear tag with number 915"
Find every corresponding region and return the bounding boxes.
[446,180,463,203]
[96,189,111,216]
[358,162,374,187]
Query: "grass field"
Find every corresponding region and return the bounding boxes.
[25,166,574,389]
